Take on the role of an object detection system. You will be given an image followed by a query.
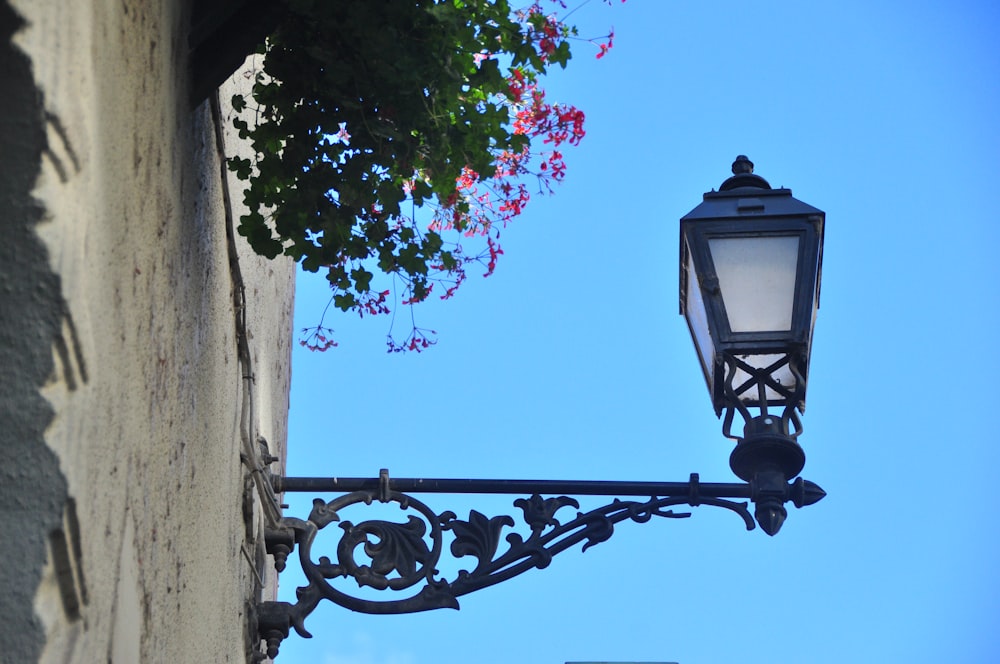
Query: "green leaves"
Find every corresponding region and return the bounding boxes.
[350,267,373,293]
[333,293,356,312]
[236,210,283,259]
[227,156,252,181]
[229,0,610,351]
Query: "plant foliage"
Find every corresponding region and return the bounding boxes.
[229,0,616,351]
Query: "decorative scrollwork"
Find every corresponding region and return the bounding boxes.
[256,472,825,659]
[267,486,755,646]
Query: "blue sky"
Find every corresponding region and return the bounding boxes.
[276,2,1000,663]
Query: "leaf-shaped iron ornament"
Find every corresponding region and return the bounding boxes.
[337,516,433,590]
[444,510,515,574]
[514,494,580,534]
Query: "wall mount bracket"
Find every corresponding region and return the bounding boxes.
[254,469,825,659]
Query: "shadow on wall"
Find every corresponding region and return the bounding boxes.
[0,2,83,660]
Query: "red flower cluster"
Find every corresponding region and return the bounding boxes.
[358,290,391,318]
[430,65,587,243]
[484,236,504,277]
[387,326,438,353]
[437,267,467,300]
[302,1,620,353]
[596,28,615,59]
[402,284,434,306]
[531,11,562,60]
[300,325,339,352]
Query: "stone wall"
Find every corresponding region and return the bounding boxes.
[1,1,294,661]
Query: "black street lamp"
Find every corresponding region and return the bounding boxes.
[254,157,827,660]
[680,155,824,534]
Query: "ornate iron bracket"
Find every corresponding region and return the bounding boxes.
[256,469,825,659]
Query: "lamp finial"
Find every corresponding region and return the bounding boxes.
[732,155,754,175]
[720,155,770,191]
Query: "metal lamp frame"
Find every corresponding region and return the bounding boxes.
[679,168,825,422]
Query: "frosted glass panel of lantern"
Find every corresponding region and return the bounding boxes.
[685,250,715,389]
[709,236,800,332]
[729,353,800,405]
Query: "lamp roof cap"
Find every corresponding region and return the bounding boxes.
[719,155,771,191]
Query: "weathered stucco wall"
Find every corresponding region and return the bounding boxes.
[1,0,294,661]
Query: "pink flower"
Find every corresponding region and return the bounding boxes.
[334,121,351,145]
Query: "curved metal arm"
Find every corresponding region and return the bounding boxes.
[256,471,824,659]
